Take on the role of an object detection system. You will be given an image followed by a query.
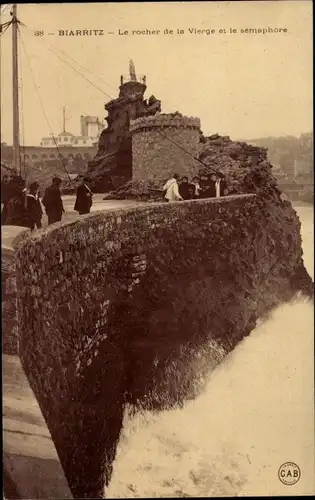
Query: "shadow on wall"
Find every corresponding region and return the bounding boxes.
[11,194,312,498]
[2,353,72,499]
[2,228,72,498]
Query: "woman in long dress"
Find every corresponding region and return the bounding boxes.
[74,177,93,215]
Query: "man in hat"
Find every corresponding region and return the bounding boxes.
[4,175,29,227]
[199,173,217,198]
[217,172,228,197]
[179,176,195,200]
[74,176,93,215]
[27,181,43,230]
[1,173,10,223]
[42,176,65,225]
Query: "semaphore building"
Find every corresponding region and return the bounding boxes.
[1,113,104,172]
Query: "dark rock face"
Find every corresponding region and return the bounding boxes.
[107,133,286,202]
[14,193,312,498]
[105,179,164,202]
[198,133,277,196]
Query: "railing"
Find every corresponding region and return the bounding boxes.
[120,74,146,85]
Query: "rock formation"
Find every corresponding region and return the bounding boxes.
[14,191,312,498]
[106,130,286,202]
[198,133,276,195]
[77,62,161,193]
[9,65,313,499]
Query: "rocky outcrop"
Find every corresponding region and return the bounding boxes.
[198,133,278,195]
[82,88,162,193]
[9,68,312,498]
[14,191,312,498]
[105,179,164,201]
[106,132,285,202]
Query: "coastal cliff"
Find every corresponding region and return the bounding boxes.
[12,191,312,498]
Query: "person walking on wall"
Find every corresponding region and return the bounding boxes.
[203,173,217,198]
[214,172,228,198]
[4,175,29,227]
[179,176,195,200]
[191,176,201,198]
[1,172,22,224]
[74,176,93,215]
[1,174,11,224]
[218,173,228,196]
[42,176,65,225]
[163,173,183,202]
[27,181,43,230]
[215,177,221,198]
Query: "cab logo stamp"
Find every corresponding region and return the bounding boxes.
[278,462,301,485]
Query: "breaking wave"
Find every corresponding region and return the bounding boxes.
[107,205,314,498]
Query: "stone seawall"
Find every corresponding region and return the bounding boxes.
[131,113,201,182]
[2,226,30,355]
[13,194,311,498]
[2,248,18,355]
[129,114,201,132]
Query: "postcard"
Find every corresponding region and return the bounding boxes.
[1,1,313,498]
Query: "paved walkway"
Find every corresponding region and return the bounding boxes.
[1,195,143,229]
[3,355,72,499]
[41,195,142,226]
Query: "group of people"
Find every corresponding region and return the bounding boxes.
[1,169,227,228]
[163,172,228,202]
[1,173,93,229]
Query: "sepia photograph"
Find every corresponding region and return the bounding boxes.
[1,1,314,498]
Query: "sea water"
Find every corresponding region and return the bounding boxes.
[107,204,314,498]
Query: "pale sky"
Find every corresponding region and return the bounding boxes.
[0,1,313,146]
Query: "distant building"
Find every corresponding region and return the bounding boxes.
[80,115,104,143]
[1,113,105,173]
[40,131,95,148]
[40,113,104,148]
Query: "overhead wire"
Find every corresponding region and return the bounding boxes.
[15,19,189,136]
[10,21,112,170]
[18,25,71,180]
[18,23,195,152]
[49,44,116,93]
[47,47,113,99]
[0,20,12,35]
[15,27,97,127]
[13,19,209,184]
[21,23,115,98]
[157,130,218,175]
[0,4,10,16]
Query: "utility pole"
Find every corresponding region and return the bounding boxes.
[11,4,20,175]
[294,159,297,179]
[63,106,66,132]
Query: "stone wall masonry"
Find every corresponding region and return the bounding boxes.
[2,248,18,355]
[2,226,30,355]
[84,87,162,193]
[12,194,311,498]
[129,113,201,133]
[131,113,201,183]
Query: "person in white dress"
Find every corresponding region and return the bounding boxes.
[215,178,221,198]
[163,173,183,202]
[191,176,201,198]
